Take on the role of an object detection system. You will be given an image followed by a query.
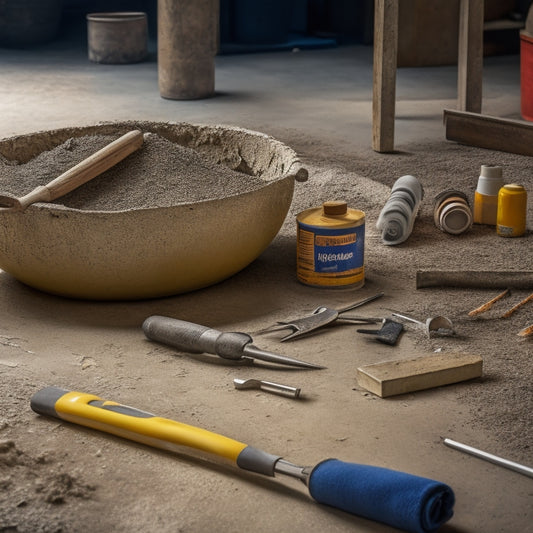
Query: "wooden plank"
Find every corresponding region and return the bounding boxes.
[357,353,483,398]
[372,0,398,153]
[417,270,533,289]
[444,109,533,156]
[457,0,484,112]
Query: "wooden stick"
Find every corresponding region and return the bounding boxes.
[457,0,484,113]
[372,0,398,153]
[416,270,533,289]
[444,109,533,157]
[502,293,533,318]
[468,289,510,316]
[518,324,533,337]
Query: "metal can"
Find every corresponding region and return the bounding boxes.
[497,184,528,237]
[296,201,365,288]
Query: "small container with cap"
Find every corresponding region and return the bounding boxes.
[296,201,365,288]
[497,184,528,237]
[433,189,473,235]
[473,165,504,225]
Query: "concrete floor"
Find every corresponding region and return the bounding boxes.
[0,33,522,146]
[0,32,531,533]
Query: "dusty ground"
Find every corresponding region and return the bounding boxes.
[0,130,532,533]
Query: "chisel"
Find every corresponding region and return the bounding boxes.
[31,387,455,533]
[142,315,324,369]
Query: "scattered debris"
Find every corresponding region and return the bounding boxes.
[502,293,533,318]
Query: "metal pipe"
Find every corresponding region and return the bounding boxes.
[443,438,533,478]
[274,459,310,484]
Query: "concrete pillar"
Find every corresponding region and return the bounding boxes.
[158,0,218,100]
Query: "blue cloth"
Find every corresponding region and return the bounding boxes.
[308,459,455,533]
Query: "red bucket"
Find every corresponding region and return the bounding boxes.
[520,30,533,121]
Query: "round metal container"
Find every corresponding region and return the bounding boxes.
[433,189,473,235]
[296,201,365,288]
[87,12,148,64]
[0,121,307,300]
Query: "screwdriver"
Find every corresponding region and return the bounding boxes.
[30,386,455,533]
[142,316,325,369]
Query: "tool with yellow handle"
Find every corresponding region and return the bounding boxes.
[31,387,455,533]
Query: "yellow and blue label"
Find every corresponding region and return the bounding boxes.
[297,222,365,287]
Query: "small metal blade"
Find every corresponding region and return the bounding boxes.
[256,307,339,341]
[243,344,325,369]
[258,293,385,342]
[233,378,301,398]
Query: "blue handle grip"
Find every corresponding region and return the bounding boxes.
[308,459,455,533]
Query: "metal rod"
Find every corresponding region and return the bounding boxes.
[443,438,533,478]
[337,292,385,314]
[244,344,325,370]
[274,459,310,483]
[391,312,424,326]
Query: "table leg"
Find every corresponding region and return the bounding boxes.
[457,0,484,112]
[372,0,399,153]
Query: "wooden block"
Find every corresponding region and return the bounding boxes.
[357,353,483,398]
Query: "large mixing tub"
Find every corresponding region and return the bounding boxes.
[0,121,307,300]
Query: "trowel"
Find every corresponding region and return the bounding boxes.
[391,312,455,338]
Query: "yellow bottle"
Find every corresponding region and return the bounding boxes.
[497,184,527,237]
[473,165,504,225]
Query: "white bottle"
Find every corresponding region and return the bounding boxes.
[473,165,503,225]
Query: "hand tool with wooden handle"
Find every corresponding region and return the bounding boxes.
[0,129,144,212]
[31,387,455,533]
[142,315,324,369]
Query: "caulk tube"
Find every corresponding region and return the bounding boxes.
[308,459,455,533]
[376,175,424,245]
